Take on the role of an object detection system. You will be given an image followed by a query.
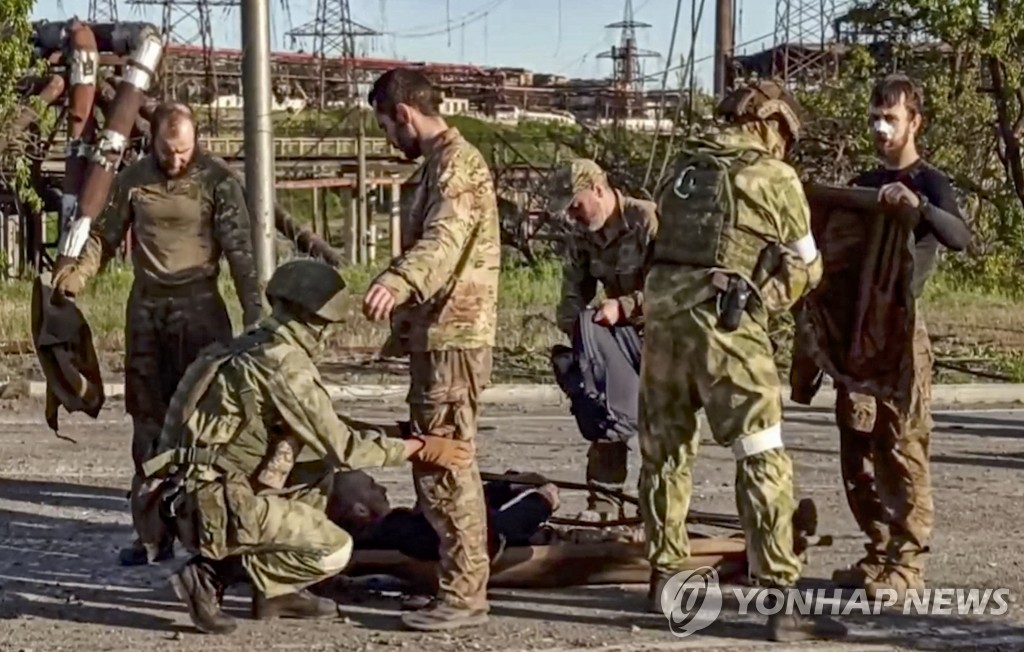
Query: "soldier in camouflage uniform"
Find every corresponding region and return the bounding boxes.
[136,259,475,635]
[547,158,658,518]
[52,101,263,567]
[364,68,500,632]
[643,81,845,641]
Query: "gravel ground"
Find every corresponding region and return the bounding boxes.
[1,396,1023,652]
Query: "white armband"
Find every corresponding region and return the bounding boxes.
[57,216,93,258]
[787,232,819,264]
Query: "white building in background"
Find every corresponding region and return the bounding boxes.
[441,97,470,115]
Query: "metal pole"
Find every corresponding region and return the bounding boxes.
[390,175,401,258]
[714,0,734,98]
[241,0,276,284]
[357,121,368,264]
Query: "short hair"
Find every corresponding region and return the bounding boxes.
[870,74,924,117]
[367,68,442,119]
[151,100,195,137]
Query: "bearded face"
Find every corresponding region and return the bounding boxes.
[376,110,422,161]
[869,93,920,162]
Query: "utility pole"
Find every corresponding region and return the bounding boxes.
[241,0,276,284]
[714,0,734,98]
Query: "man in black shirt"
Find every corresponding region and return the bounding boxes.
[832,74,970,599]
[327,470,560,563]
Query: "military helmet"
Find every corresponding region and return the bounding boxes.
[265,258,348,323]
[717,80,804,140]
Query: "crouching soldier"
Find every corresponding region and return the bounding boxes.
[137,259,475,635]
[546,159,658,519]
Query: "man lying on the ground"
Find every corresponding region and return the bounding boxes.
[327,469,560,561]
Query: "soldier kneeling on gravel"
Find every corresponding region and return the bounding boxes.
[135,259,475,635]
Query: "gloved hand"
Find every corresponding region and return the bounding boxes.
[51,258,85,299]
[411,435,474,471]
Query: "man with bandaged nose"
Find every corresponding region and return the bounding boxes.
[832,74,970,600]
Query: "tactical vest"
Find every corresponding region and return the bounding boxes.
[653,143,770,279]
[141,327,275,479]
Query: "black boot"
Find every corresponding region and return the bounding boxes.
[169,556,238,635]
[252,589,338,620]
[119,536,174,566]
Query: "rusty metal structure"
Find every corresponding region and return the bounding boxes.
[597,0,660,121]
[0,18,344,279]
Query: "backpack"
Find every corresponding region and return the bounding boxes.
[550,308,642,444]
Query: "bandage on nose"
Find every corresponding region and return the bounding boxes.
[873,119,895,138]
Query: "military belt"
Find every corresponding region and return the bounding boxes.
[135,275,220,299]
[141,446,244,479]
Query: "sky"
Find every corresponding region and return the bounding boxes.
[30,0,782,91]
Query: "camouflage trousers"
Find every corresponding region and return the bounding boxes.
[182,472,352,598]
[126,280,233,544]
[638,302,801,587]
[408,347,493,611]
[836,315,934,574]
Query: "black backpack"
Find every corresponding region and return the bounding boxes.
[550,308,642,444]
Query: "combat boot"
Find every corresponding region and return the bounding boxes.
[578,442,628,522]
[762,588,848,642]
[400,598,489,632]
[118,536,174,566]
[864,565,925,604]
[647,570,673,614]
[831,544,886,588]
[253,589,338,620]
[169,556,238,635]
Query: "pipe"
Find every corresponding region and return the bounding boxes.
[55,27,163,266]
[241,0,277,283]
[61,20,100,231]
[0,75,65,155]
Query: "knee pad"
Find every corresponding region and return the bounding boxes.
[732,423,783,461]
[318,538,353,575]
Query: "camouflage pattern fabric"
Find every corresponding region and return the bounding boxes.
[373,127,500,353]
[556,191,659,334]
[639,122,815,589]
[546,158,611,215]
[153,311,410,597]
[836,314,934,576]
[58,151,263,327]
[637,302,800,587]
[407,348,494,611]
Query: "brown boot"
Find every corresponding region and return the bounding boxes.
[252,589,338,620]
[832,544,886,588]
[864,565,925,604]
[169,557,238,635]
[582,441,629,520]
[400,598,489,631]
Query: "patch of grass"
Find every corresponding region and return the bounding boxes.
[0,256,568,356]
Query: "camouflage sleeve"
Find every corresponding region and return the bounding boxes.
[615,210,659,321]
[556,238,596,335]
[373,148,487,305]
[760,161,823,308]
[71,172,132,283]
[268,353,409,470]
[212,172,263,327]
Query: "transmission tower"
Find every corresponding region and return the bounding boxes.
[287,0,379,109]
[772,0,851,85]
[597,0,660,121]
[88,0,119,22]
[126,0,239,132]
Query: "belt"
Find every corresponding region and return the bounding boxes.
[134,275,220,299]
[141,446,244,479]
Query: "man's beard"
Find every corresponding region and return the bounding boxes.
[159,155,194,178]
[393,126,422,161]
[875,131,909,160]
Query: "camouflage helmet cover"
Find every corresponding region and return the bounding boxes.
[717,80,804,139]
[265,258,348,323]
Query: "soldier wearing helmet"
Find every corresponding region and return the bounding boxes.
[640,81,844,641]
[137,258,476,636]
